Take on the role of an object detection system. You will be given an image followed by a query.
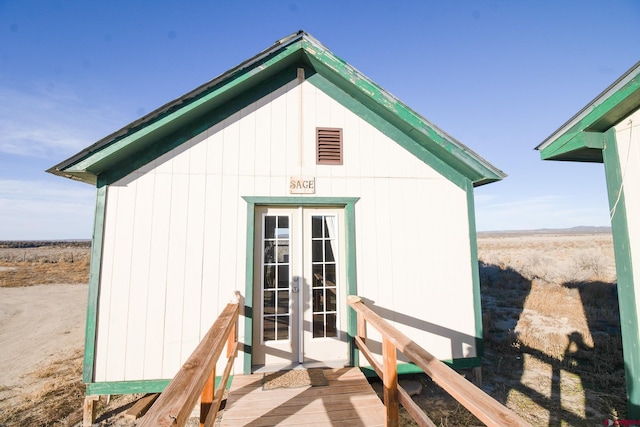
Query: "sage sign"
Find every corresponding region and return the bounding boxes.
[289,176,315,194]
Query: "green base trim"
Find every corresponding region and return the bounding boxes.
[86,379,171,395]
[86,376,234,395]
[442,356,483,370]
[359,358,482,378]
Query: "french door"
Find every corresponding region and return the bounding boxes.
[252,206,348,370]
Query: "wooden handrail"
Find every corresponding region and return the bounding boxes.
[139,301,239,427]
[348,295,531,427]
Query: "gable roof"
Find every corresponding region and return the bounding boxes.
[536,60,640,162]
[48,31,505,187]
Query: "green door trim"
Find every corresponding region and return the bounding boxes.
[242,196,360,374]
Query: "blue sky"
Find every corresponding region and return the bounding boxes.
[1,1,638,239]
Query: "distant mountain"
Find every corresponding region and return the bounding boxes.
[478,226,612,235]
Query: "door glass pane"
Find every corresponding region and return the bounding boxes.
[278,216,289,232]
[277,290,289,314]
[311,215,339,339]
[312,240,323,262]
[326,287,337,311]
[265,216,276,239]
[277,242,289,262]
[277,316,289,340]
[324,241,335,262]
[326,313,337,337]
[324,264,336,285]
[312,216,323,238]
[277,265,289,288]
[313,314,324,338]
[264,242,275,263]
[263,214,290,342]
[264,317,276,341]
[313,288,324,312]
[264,290,275,313]
[264,266,275,289]
[312,264,323,287]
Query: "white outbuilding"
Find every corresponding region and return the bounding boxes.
[536,61,640,418]
[49,31,505,397]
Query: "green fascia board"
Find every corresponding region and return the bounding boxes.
[299,39,504,187]
[307,73,469,190]
[538,62,640,162]
[57,43,306,178]
[360,357,482,378]
[538,131,604,162]
[48,32,503,188]
[100,66,311,185]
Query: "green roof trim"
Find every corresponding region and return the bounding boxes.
[307,73,469,190]
[537,61,640,162]
[300,38,503,186]
[538,131,605,162]
[48,31,504,187]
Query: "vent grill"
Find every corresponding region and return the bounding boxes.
[316,127,343,165]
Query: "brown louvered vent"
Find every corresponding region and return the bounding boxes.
[316,127,343,165]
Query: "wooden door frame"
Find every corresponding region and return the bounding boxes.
[242,197,359,375]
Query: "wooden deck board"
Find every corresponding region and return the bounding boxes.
[221,367,385,426]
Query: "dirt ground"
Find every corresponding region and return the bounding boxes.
[0,232,626,426]
[0,284,87,391]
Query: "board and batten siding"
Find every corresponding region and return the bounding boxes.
[93,78,476,382]
[614,109,640,344]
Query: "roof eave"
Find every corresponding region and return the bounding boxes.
[299,38,506,185]
[49,31,506,186]
[48,33,309,183]
[537,61,640,162]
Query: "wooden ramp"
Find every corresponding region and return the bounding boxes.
[220,367,385,426]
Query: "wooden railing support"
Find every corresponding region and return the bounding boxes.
[382,337,399,427]
[139,300,240,427]
[348,295,531,427]
[200,370,215,427]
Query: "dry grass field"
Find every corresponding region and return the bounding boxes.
[0,232,626,426]
[478,231,623,426]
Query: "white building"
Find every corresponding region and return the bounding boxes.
[536,61,640,418]
[49,31,505,397]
